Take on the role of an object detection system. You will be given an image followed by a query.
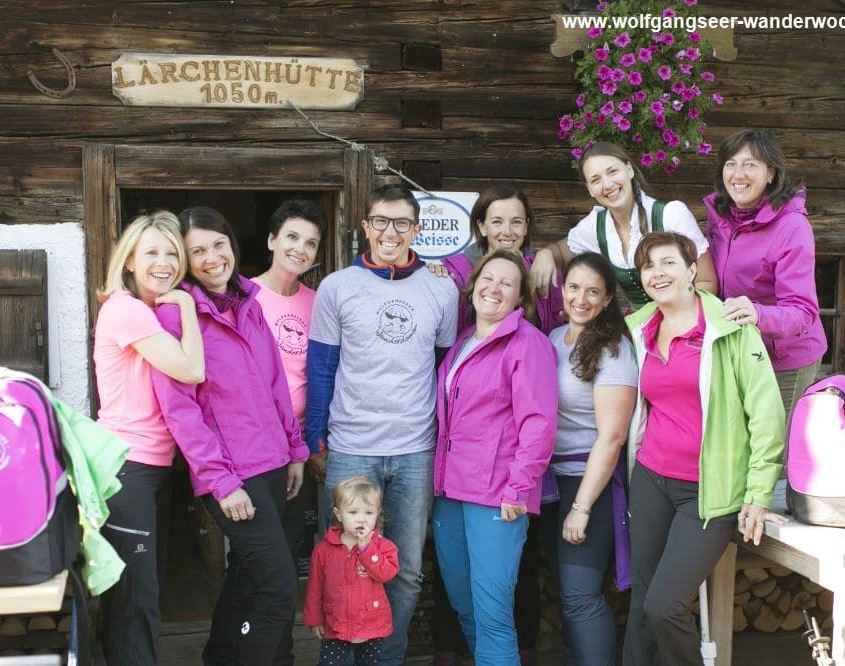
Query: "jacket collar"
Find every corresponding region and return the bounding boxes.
[626,289,739,339]
[454,307,525,348]
[353,250,425,280]
[703,188,807,232]
[182,274,256,315]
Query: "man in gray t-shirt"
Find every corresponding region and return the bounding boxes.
[306,185,458,665]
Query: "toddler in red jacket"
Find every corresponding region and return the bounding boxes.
[303,475,400,665]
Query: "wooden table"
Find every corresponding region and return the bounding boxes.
[0,570,68,666]
[709,481,845,664]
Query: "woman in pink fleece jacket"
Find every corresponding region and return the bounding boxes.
[704,128,826,419]
[431,249,557,666]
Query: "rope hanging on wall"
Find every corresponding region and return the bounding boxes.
[290,102,432,195]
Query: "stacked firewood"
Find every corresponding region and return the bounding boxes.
[729,566,833,633]
[0,579,74,659]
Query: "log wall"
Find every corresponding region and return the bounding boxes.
[1,1,845,248]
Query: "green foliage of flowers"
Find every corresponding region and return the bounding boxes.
[558,0,722,173]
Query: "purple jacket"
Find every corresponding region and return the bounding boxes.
[704,190,826,371]
[442,249,565,336]
[151,276,308,501]
[434,309,557,514]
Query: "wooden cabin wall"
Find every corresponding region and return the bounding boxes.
[1,0,845,249]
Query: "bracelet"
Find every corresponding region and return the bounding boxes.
[571,501,591,515]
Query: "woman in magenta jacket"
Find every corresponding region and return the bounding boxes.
[704,129,827,419]
[432,249,557,666]
[151,206,309,666]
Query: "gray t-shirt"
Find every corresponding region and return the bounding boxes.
[549,324,638,476]
[310,265,458,456]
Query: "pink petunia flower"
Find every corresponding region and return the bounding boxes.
[662,129,680,148]
[576,93,586,108]
[671,80,686,95]
[618,100,633,114]
[680,88,696,102]
[649,100,665,115]
[688,32,701,43]
[596,1,608,10]
[655,150,667,162]
[594,48,610,62]
[662,8,676,17]
[600,81,617,96]
[637,48,653,63]
[700,71,715,83]
[597,64,613,81]
[599,100,615,117]
[559,115,575,133]
[657,65,673,81]
[672,100,684,111]
[610,68,626,82]
[653,115,666,128]
[712,93,724,105]
[613,33,631,48]
[687,108,700,120]
[632,89,648,103]
[640,153,653,168]
[683,0,698,6]
[679,63,694,76]
[631,133,644,143]
[697,143,712,155]
[571,148,583,160]
[619,53,637,68]
[628,70,643,87]
[587,27,603,40]
[685,47,700,61]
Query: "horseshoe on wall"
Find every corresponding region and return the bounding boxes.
[27,47,77,98]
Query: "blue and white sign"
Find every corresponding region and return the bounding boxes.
[412,191,478,261]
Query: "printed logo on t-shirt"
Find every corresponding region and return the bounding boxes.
[273,314,308,356]
[356,561,370,578]
[376,299,417,344]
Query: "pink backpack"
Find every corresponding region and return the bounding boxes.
[0,369,79,585]
[786,374,845,528]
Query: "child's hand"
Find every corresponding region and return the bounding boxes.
[356,526,373,549]
[310,625,324,639]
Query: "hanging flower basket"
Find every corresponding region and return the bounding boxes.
[558,0,723,173]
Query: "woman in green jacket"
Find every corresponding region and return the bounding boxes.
[623,231,786,666]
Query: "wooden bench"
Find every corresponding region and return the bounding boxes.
[0,571,69,666]
[709,481,845,664]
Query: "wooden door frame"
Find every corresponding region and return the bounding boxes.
[82,142,372,408]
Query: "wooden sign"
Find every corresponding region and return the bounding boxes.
[112,53,365,110]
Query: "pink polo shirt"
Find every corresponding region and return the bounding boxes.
[637,300,705,482]
[93,291,176,467]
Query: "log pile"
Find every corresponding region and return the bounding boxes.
[729,567,834,633]
[0,578,74,660]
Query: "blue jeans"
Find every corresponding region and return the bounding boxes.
[432,498,527,666]
[540,475,615,666]
[325,449,434,666]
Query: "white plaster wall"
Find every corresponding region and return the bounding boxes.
[0,223,90,414]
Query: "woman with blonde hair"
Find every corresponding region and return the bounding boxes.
[93,210,204,665]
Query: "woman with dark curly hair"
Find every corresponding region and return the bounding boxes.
[543,252,637,665]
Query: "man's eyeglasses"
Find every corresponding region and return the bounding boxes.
[367,216,416,233]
